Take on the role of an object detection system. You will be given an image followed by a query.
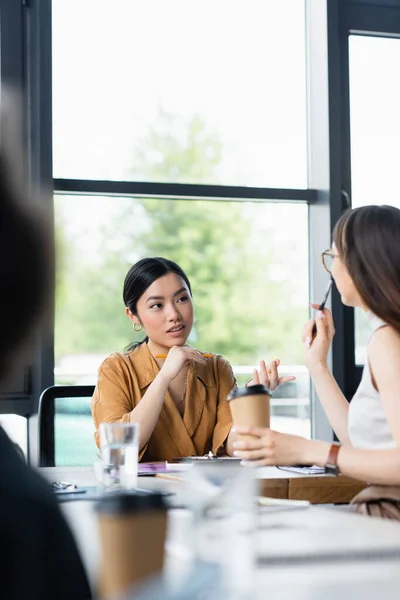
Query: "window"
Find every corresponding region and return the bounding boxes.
[349,34,400,364]
[52,0,312,457]
[52,0,307,188]
[2,0,347,457]
[55,195,310,437]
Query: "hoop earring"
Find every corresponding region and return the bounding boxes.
[133,323,143,332]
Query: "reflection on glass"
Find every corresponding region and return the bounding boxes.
[54,194,310,442]
[349,35,400,363]
[52,0,307,187]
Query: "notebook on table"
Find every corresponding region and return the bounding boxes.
[53,484,173,503]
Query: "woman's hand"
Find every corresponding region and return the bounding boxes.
[246,359,295,390]
[232,426,328,467]
[302,305,335,372]
[158,346,207,383]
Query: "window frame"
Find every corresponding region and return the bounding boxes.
[336,0,400,401]
[8,0,394,457]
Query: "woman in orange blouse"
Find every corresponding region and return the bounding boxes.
[91,257,292,461]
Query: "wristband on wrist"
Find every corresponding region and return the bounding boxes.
[325,442,341,475]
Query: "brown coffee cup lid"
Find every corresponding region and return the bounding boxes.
[227,383,272,401]
[96,491,168,515]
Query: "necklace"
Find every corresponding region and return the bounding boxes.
[176,382,187,409]
[176,371,189,410]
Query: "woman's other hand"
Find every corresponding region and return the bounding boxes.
[158,346,206,383]
[302,305,335,372]
[247,359,296,390]
[232,426,328,467]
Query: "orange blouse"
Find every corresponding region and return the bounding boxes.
[91,342,235,461]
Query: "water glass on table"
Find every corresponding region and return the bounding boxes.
[99,422,140,491]
[184,461,258,599]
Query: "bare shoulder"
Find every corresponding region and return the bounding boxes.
[369,325,400,362]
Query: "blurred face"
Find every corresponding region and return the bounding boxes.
[126,272,193,348]
[331,242,365,308]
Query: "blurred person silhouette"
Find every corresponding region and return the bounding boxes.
[0,90,91,599]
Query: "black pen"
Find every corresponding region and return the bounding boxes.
[311,278,333,337]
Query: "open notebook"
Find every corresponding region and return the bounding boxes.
[277,465,325,475]
[139,457,242,475]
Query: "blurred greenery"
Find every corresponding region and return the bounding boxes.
[55,109,308,367]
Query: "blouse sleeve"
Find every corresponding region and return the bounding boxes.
[91,356,134,449]
[212,356,236,455]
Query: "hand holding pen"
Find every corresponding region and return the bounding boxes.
[302,278,335,369]
[311,278,333,338]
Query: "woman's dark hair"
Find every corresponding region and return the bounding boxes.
[123,257,192,351]
[333,205,400,333]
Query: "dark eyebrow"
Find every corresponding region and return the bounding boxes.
[145,287,188,304]
[173,287,188,297]
[145,295,164,303]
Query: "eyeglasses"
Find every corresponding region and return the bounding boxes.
[321,249,339,274]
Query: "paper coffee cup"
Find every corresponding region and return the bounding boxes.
[96,491,168,599]
[227,384,271,441]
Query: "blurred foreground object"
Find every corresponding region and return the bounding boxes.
[0,88,91,599]
[0,87,52,379]
[96,491,168,599]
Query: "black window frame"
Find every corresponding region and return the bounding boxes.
[7,0,399,457]
[336,0,400,401]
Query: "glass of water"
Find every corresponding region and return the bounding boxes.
[99,422,140,490]
[184,462,258,599]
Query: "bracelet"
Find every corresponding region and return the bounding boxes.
[325,442,341,475]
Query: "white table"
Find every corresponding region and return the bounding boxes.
[38,466,400,599]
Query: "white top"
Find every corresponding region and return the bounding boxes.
[348,312,396,450]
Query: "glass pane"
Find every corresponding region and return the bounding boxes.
[55,398,99,466]
[52,0,307,188]
[55,195,310,438]
[349,35,400,363]
[0,415,27,457]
